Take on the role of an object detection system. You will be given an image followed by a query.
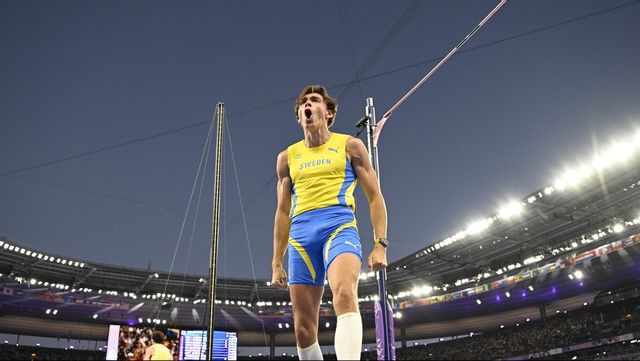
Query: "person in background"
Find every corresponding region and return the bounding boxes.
[143,331,172,360]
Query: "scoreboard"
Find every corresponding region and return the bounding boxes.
[179,330,237,360]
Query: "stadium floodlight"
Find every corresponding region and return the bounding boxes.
[45,309,51,314]
[285,323,290,328]
[528,286,534,291]
[571,242,578,248]
[574,270,584,279]
[92,314,98,319]
[411,285,433,297]
[498,201,524,220]
[568,274,575,280]
[553,178,567,191]
[562,169,581,188]
[476,299,482,305]
[52,309,58,315]
[593,141,631,170]
[505,292,510,298]
[613,223,624,233]
[467,219,491,235]
[325,322,330,328]
[577,165,592,179]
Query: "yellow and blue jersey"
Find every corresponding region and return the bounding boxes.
[286,132,362,286]
[287,132,357,218]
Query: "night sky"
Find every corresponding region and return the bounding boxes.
[1,0,639,281]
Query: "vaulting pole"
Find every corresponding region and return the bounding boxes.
[362,98,396,360]
[358,2,508,358]
[206,102,224,361]
[373,0,507,146]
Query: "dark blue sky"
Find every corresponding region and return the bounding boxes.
[1,1,639,280]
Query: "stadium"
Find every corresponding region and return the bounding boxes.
[2,132,640,359]
[2,1,640,360]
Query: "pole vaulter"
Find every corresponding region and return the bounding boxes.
[356,1,507,359]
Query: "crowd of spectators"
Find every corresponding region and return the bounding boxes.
[2,303,638,360]
[364,304,640,360]
[118,327,179,360]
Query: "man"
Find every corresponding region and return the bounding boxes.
[271,85,389,360]
[142,331,172,360]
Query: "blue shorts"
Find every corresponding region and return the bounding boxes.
[287,205,362,286]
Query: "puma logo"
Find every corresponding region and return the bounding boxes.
[328,147,338,154]
[345,241,359,250]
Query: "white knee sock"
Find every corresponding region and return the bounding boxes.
[334,312,363,360]
[297,341,323,360]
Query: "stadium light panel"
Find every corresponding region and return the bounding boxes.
[498,201,523,220]
[613,223,624,233]
[467,219,491,235]
[553,178,567,191]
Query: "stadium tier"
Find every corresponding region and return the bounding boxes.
[2,133,640,357]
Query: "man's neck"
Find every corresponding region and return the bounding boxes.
[304,128,332,148]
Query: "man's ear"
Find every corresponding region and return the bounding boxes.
[326,109,334,120]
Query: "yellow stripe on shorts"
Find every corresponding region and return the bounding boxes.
[288,238,316,282]
[324,220,358,263]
